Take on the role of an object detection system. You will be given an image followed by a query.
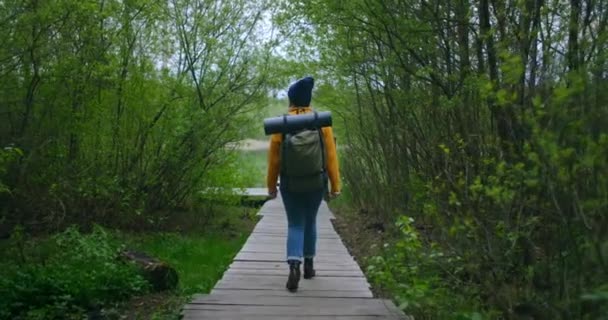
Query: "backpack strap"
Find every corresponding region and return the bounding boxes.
[280,113,289,188]
[314,111,326,174]
[280,114,288,176]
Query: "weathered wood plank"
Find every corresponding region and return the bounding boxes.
[216,276,370,292]
[247,234,341,240]
[250,232,339,238]
[182,303,397,315]
[239,248,351,255]
[210,288,374,298]
[235,252,356,263]
[257,199,335,219]
[252,227,336,233]
[223,268,365,277]
[190,295,380,306]
[241,237,344,244]
[240,242,346,250]
[183,314,398,320]
[233,253,357,261]
[217,274,370,288]
[229,261,362,271]
[238,250,352,257]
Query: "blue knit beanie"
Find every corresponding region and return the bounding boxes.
[288,76,314,107]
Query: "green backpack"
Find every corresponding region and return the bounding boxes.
[280,127,326,193]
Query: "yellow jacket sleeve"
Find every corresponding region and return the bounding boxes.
[322,127,341,193]
[266,133,282,193]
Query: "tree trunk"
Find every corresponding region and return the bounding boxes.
[568,0,581,71]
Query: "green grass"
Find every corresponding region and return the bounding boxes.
[0,205,259,319]
[117,205,258,318]
[236,150,267,188]
[122,232,247,295]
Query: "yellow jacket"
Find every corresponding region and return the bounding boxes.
[267,107,340,194]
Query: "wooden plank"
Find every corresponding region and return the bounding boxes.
[240,243,348,250]
[235,252,356,263]
[239,248,351,255]
[240,243,347,250]
[247,234,341,240]
[223,268,365,277]
[190,295,380,306]
[241,239,347,246]
[219,274,370,286]
[238,242,349,250]
[232,259,361,270]
[182,302,397,315]
[235,250,353,258]
[210,288,373,298]
[241,241,347,248]
[229,261,362,271]
[183,313,398,320]
[258,211,333,218]
[250,232,339,238]
[251,229,336,235]
[240,241,346,249]
[242,237,344,243]
[257,204,334,219]
[215,276,370,292]
[253,225,334,230]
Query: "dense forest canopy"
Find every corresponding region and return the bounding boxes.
[1,0,607,319]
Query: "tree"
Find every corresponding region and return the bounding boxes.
[276,0,608,317]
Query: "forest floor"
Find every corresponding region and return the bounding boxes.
[118,205,260,319]
[0,205,259,320]
[330,201,396,299]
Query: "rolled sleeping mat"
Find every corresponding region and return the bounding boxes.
[264,111,332,135]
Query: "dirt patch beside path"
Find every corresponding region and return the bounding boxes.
[330,206,394,299]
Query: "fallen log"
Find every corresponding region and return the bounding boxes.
[120,250,178,291]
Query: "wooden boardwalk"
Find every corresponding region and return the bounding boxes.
[182,194,409,320]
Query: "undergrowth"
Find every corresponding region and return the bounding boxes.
[0,226,148,320]
[0,204,258,320]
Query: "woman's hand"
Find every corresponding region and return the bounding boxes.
[325,191,341,201]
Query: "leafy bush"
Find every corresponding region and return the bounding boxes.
[0,146,22,195]
[368,216,497,319]
[0,226,148,320]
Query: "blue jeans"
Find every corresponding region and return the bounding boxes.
[280,189,324,262]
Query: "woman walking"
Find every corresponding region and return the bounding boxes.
[266,76,341,292]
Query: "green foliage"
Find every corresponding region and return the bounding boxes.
[278,0,608,318]
[235,150,269,188]
[0,146,22,195]
[367,216,497,319]
[0,0,278,230]
[0,204,254,320]
[124,231,248,295]
[0,226,148,320]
